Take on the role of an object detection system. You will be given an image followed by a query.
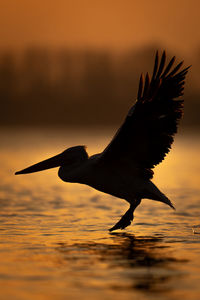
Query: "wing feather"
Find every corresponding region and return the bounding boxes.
[161,56,176,77]
[143,73,150,98]
[156,50,166,78]
[137,73,144,100]
[100,51,190,179]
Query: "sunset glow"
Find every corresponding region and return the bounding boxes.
[0,0,199,54]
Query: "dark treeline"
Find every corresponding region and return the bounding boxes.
[0,45,199,128]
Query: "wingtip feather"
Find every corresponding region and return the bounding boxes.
[137,73,144,100]
[156,51,166,78]
[143,72,150,98]
[167,61,184,78]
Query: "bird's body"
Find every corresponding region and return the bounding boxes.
[58,152,170,206]
[15,51,190,231]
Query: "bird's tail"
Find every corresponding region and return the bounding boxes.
[145,181,175,210]
[158,193,175,210]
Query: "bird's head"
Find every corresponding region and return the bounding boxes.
[15,146,88,175]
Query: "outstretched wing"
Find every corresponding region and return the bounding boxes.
[100,51,190,179]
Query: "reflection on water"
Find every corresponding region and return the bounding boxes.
[56,233,188,293]
[0,128,200,300]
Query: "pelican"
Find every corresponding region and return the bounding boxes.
[15,51,190,231]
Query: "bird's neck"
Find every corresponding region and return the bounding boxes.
[58,160,88,183]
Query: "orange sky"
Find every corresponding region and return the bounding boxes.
[0,0,200,54]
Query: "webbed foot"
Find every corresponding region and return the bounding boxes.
[109,206,134,232]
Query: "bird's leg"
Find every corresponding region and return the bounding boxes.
[109,199,141,232]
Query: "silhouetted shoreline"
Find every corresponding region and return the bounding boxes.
[1,45,199,128]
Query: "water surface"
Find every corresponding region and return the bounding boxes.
[0,128,200,300]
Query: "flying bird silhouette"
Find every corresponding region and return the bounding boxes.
[15,51,190,231]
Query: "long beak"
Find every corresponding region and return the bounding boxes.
[15,152,64,175]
